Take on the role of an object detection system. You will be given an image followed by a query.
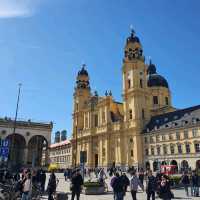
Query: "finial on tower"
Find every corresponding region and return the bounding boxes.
[82,62,86,69]
[130,24,135,37]
[149,56,152,65]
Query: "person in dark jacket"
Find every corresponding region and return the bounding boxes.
[146,170,157,200]
[41,169,46,193]
[47,171,56,200]
[110,172,124,200]
[191,171,199,197]
[71,169,83,200]
[121,172,130,196]
[138,168,145,185]
[159,175,172,200]
[180,171,190,197]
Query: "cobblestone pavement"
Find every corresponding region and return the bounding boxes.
[43,173,199,200]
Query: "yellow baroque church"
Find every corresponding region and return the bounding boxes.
[71,30,200,171]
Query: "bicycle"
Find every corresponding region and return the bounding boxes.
[0,182,21,200]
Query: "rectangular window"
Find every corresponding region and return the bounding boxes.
[184,130,188,139]
[129,109,132,120]
[144,137,148,144]
[165,97,169,105]
[186,144,190,153]
[102,148,106,157]
[156,135,160,142]
[176,132,180,140]
[195,143,200,153]
[157,147,160,155]
[162,135,166,141]
[178,144,182,153]
[76,103,79,111]
[163,146,167,154]
[145,149,149,156]
[94,114,98,127]
[170,145,175,154]
[192,129,198,137]
[85,116,88,128]
[153,96,158,105]
[102,111,106,123]
[142,109,145,119]
[151,148,154,155]
[150,136,154,143]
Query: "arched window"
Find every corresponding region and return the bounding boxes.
[128,79,131,89]
[129,109,133,120]
[131,150,134,157]
[140,79,143,88]
[165,97,169,105]
[142,109,145,119]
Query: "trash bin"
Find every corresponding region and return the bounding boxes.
[56,192,68,200]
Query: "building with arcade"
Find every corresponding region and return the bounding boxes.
[0,117,52,169]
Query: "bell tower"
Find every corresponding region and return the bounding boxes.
[72,64,91,138]
[122,29,150,166]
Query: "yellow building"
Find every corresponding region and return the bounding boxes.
[71,30,200,171]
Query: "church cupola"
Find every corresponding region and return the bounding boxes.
[76,64,90,89]
[147,61,169,89]
[124,29,144,62]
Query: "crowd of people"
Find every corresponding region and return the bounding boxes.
[0,166,200,200]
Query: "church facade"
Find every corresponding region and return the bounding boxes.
[71,31,200,171]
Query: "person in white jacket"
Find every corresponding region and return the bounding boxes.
[130,171,144,200]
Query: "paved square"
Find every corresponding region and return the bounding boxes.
[43,173,200,200]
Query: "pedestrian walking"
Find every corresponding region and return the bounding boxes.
[64,170,68,181]
[47,170,56,200]
[21,172,31,200]
[98,168,107,184]
[41,169,46,193]
[121,172,130,196]
[180,171,190,197]
[191,170,199,197]
[158,175,172,200]
[110,172,124,200]
[146,170,157,200]
[70,169,83,200]
[138,168,144,185]
[130,171,144,200]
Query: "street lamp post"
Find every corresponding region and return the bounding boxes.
[9,83,22,169]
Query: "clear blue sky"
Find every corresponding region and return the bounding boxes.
[0,0,200,142]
